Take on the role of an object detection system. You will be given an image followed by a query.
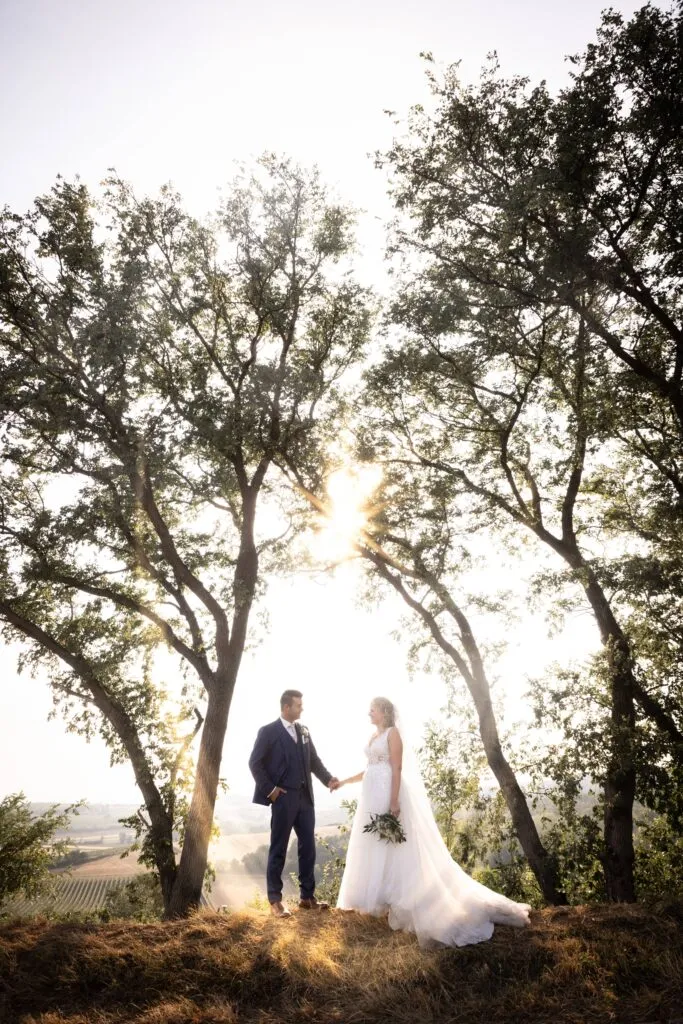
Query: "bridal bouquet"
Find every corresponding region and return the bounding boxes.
[362,812,407,844]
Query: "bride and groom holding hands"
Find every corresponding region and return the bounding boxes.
[249,689,532,947]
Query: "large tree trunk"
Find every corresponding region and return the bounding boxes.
[166,494,259,918]
[531,519,638,902]
[603,757,637,902]
[472,670,568,905]
[547,539,638,902]
[580,568,637,902]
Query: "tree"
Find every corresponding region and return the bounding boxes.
[0,793,79,905]
[373,2,683,902]
[0,156,371,916]
[357,297,646,901]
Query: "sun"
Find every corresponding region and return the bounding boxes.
[312,464,383,562]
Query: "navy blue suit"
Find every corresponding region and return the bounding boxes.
[249,719,333,903]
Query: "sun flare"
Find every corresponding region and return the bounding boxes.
[312,464,383,562]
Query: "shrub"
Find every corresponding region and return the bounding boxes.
[0,794,80,905]
[100,874,164,922]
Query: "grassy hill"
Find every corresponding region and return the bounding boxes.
[0,901,681,1023]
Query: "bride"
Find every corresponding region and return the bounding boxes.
[335,696,532,947]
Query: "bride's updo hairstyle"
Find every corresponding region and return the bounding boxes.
[372,697,396,728]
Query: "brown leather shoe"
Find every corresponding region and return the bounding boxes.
[299,897,329,910]
[270,901,292,918]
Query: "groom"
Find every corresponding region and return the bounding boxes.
[249,689,339,918]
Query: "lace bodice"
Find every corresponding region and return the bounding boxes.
[364,728,392,766]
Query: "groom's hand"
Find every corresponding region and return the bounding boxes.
[269,787,287,802]
[328,777,341,791]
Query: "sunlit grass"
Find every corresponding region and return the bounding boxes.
[1,902,682,1023]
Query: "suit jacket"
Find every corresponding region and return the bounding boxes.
[249,719,333,806]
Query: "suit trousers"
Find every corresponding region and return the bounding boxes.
[267,785,316,903]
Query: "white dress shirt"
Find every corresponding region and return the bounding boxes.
[281,716,298,742]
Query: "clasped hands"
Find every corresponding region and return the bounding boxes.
[328,777,342,792]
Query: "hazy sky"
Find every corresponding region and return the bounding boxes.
[2,0,648,219]
[1,0,646,807]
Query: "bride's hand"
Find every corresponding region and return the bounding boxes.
[390,802,400,817]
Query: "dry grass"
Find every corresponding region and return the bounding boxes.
[0,902,681,1024]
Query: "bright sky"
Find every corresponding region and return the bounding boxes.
[0,0,645,807]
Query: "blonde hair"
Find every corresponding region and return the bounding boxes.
[371,697,396,728]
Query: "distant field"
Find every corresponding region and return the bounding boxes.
[208,824,343,908]
[2,875,216,917]
[1,826,344,918]
[209,824,341,867]
[3,877,129,917]
[67,849,146,878]
[73,833,129,849]
[61,825,342,883]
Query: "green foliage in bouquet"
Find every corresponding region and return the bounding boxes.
[362,812,406,845]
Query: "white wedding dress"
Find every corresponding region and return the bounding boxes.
[336,727,531,947]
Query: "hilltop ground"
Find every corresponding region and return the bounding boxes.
[1,901,682,1024]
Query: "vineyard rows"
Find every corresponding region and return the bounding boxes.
[2,876,128,916]
[2,876,215,917]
